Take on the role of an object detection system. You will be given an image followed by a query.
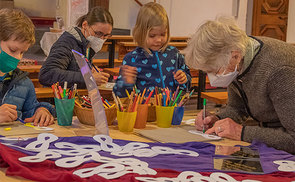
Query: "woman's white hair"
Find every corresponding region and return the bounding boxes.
[183,16,249,72]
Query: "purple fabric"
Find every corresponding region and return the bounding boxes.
[250,140,295,173]
[0,136,294,174]
[0,136,215,172]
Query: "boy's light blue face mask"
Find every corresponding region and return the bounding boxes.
[0,46,20,73]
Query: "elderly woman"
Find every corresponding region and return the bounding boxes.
[184,17,295,154]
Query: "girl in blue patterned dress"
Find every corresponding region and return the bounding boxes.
[113,2,191,97]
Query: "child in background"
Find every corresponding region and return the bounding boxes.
[0,9,55,126]
[113,2,191,97]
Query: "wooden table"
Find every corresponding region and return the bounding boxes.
[117,41,187,61]
[106,35,134,68]
[201,92,228,105]
[92,59,122,68]
[35,83,114,99]
[18,65,42,79]
[103,67,120,76]
[107,36,189,67]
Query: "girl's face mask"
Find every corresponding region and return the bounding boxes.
[0,46,20,73]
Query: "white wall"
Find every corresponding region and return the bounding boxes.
[14,0,57,17]
[109,0,248,36]
[287,0,295,43]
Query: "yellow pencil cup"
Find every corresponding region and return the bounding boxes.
[155,106,175,128]
[117,111,137,132]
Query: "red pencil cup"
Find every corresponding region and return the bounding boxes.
[134,104,148,129]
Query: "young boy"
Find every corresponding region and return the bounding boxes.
[0,9,55,126]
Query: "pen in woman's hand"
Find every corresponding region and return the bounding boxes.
[202,99,206,133]
[92,63,101,73]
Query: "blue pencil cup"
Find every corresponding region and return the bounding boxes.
[172,106,184,125]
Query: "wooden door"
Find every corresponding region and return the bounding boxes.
[252,0,289,41]
[89,0,109,10]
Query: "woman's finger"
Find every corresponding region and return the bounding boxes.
[101,72,110,78]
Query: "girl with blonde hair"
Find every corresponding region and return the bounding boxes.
[113,2,191,97]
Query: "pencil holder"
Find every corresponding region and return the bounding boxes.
[74,105,117,126]
[134,104,148,129]
[172,106,184,125]
[147,105,156,122]
[54,98,75,126]
[155,106,175,128]
[117,111,137,132]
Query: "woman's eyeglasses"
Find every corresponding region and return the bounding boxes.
[90,26,112,39]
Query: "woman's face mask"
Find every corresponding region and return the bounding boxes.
[207,65,239,87]
[0,46,20,73]
[87,35,105,53]
[86,26,106,53]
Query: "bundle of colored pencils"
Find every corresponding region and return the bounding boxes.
[112,86,155,112]
[153,86,194,107]
[51,82,76,100]
[75,93,115,109]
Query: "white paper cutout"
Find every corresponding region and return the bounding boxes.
[114,158,157,175]
[25,133,58,151]
[35,126,54,131]
[93,135,122,152]
[14,133,211,179]
[73,157,157,179]
[0,137,30,141]
[182,119,195,125]
[188,130,221,140]
[55,151,101,168]
[19,151,61,163]
[111,142,150,157]
[73,162,125,178]
[133,148,158,158]
[136,171,262,182]
[53,142,101,156]
[273,160,295,172]
[152,146,199,157]
[210,172,237,182]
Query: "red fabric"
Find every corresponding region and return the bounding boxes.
[0,143,294,182]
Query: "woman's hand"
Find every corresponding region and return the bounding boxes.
[174,70,187,84]
[0,104,17,123]
[24,107,54,127]
[205,118,243,141]
[121,65,137,84]
[92,70,110,86]
[195,110,219,131]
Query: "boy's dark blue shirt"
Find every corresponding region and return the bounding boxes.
[113,46,191,97]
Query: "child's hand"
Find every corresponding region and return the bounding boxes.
[93,71,110,86]
[0,104,17,123]
[121,65,137,84]
[173,70,187,84]
[24,107,54,127]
